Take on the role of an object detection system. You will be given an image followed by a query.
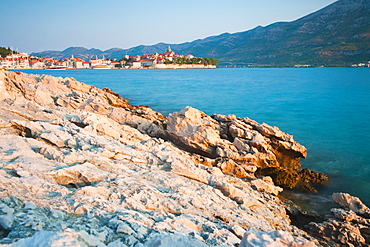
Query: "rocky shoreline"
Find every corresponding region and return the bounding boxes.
[0,70,369,246]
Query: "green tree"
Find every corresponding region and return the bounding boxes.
[119,57,129,62]
[209,58,218,66]
[0,47,14,57]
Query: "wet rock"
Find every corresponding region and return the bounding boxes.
[298,169,328,192]
[259,167,300,189]
[308,219,367,246]
[306,193,370,246]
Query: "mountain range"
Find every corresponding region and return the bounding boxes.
[31,0,370,67]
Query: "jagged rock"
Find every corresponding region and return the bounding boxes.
[214,158,254,178]
[166,106,223,157]
[306,193,370,246]
[298,169,329,192]
[166,106,326,191]
[0,71,326,246]
[308,219,367,246]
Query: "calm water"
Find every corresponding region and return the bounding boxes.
[22,68,370,213]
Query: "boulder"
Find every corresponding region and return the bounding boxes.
[166,106,326,191]
[166,106,223,157]
[332,193,370,218]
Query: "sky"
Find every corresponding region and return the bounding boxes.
[1,0,337,54]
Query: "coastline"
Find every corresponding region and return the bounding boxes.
[7,65,369,72]
[0,70,369,246]
[7,65,217,71]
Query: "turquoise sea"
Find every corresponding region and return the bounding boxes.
[22,68,370,214]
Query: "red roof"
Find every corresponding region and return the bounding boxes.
[74,57,84,62]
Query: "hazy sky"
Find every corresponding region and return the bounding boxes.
[1,0,337,53]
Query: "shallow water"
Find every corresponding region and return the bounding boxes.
[22,68,370,213]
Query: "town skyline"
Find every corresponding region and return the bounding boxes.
[2,0,336,54]
[0,45,218,69]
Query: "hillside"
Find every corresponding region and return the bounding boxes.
[31,0,370,67]
[211,0,370,67]
[31,47,116,61]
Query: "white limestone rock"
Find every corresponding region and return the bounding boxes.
[240,228,316,247]
[8,229,106,247]
[51,162,112,186]
[167,106,224,157]
[250,177,283,196]
[141,233,211,247]
[0,214,14,230]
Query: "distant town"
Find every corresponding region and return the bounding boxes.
[0,46,217,70]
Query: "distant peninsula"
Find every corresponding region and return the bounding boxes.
[0,46,217,70]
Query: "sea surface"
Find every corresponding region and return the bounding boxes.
[21,68,370,214]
